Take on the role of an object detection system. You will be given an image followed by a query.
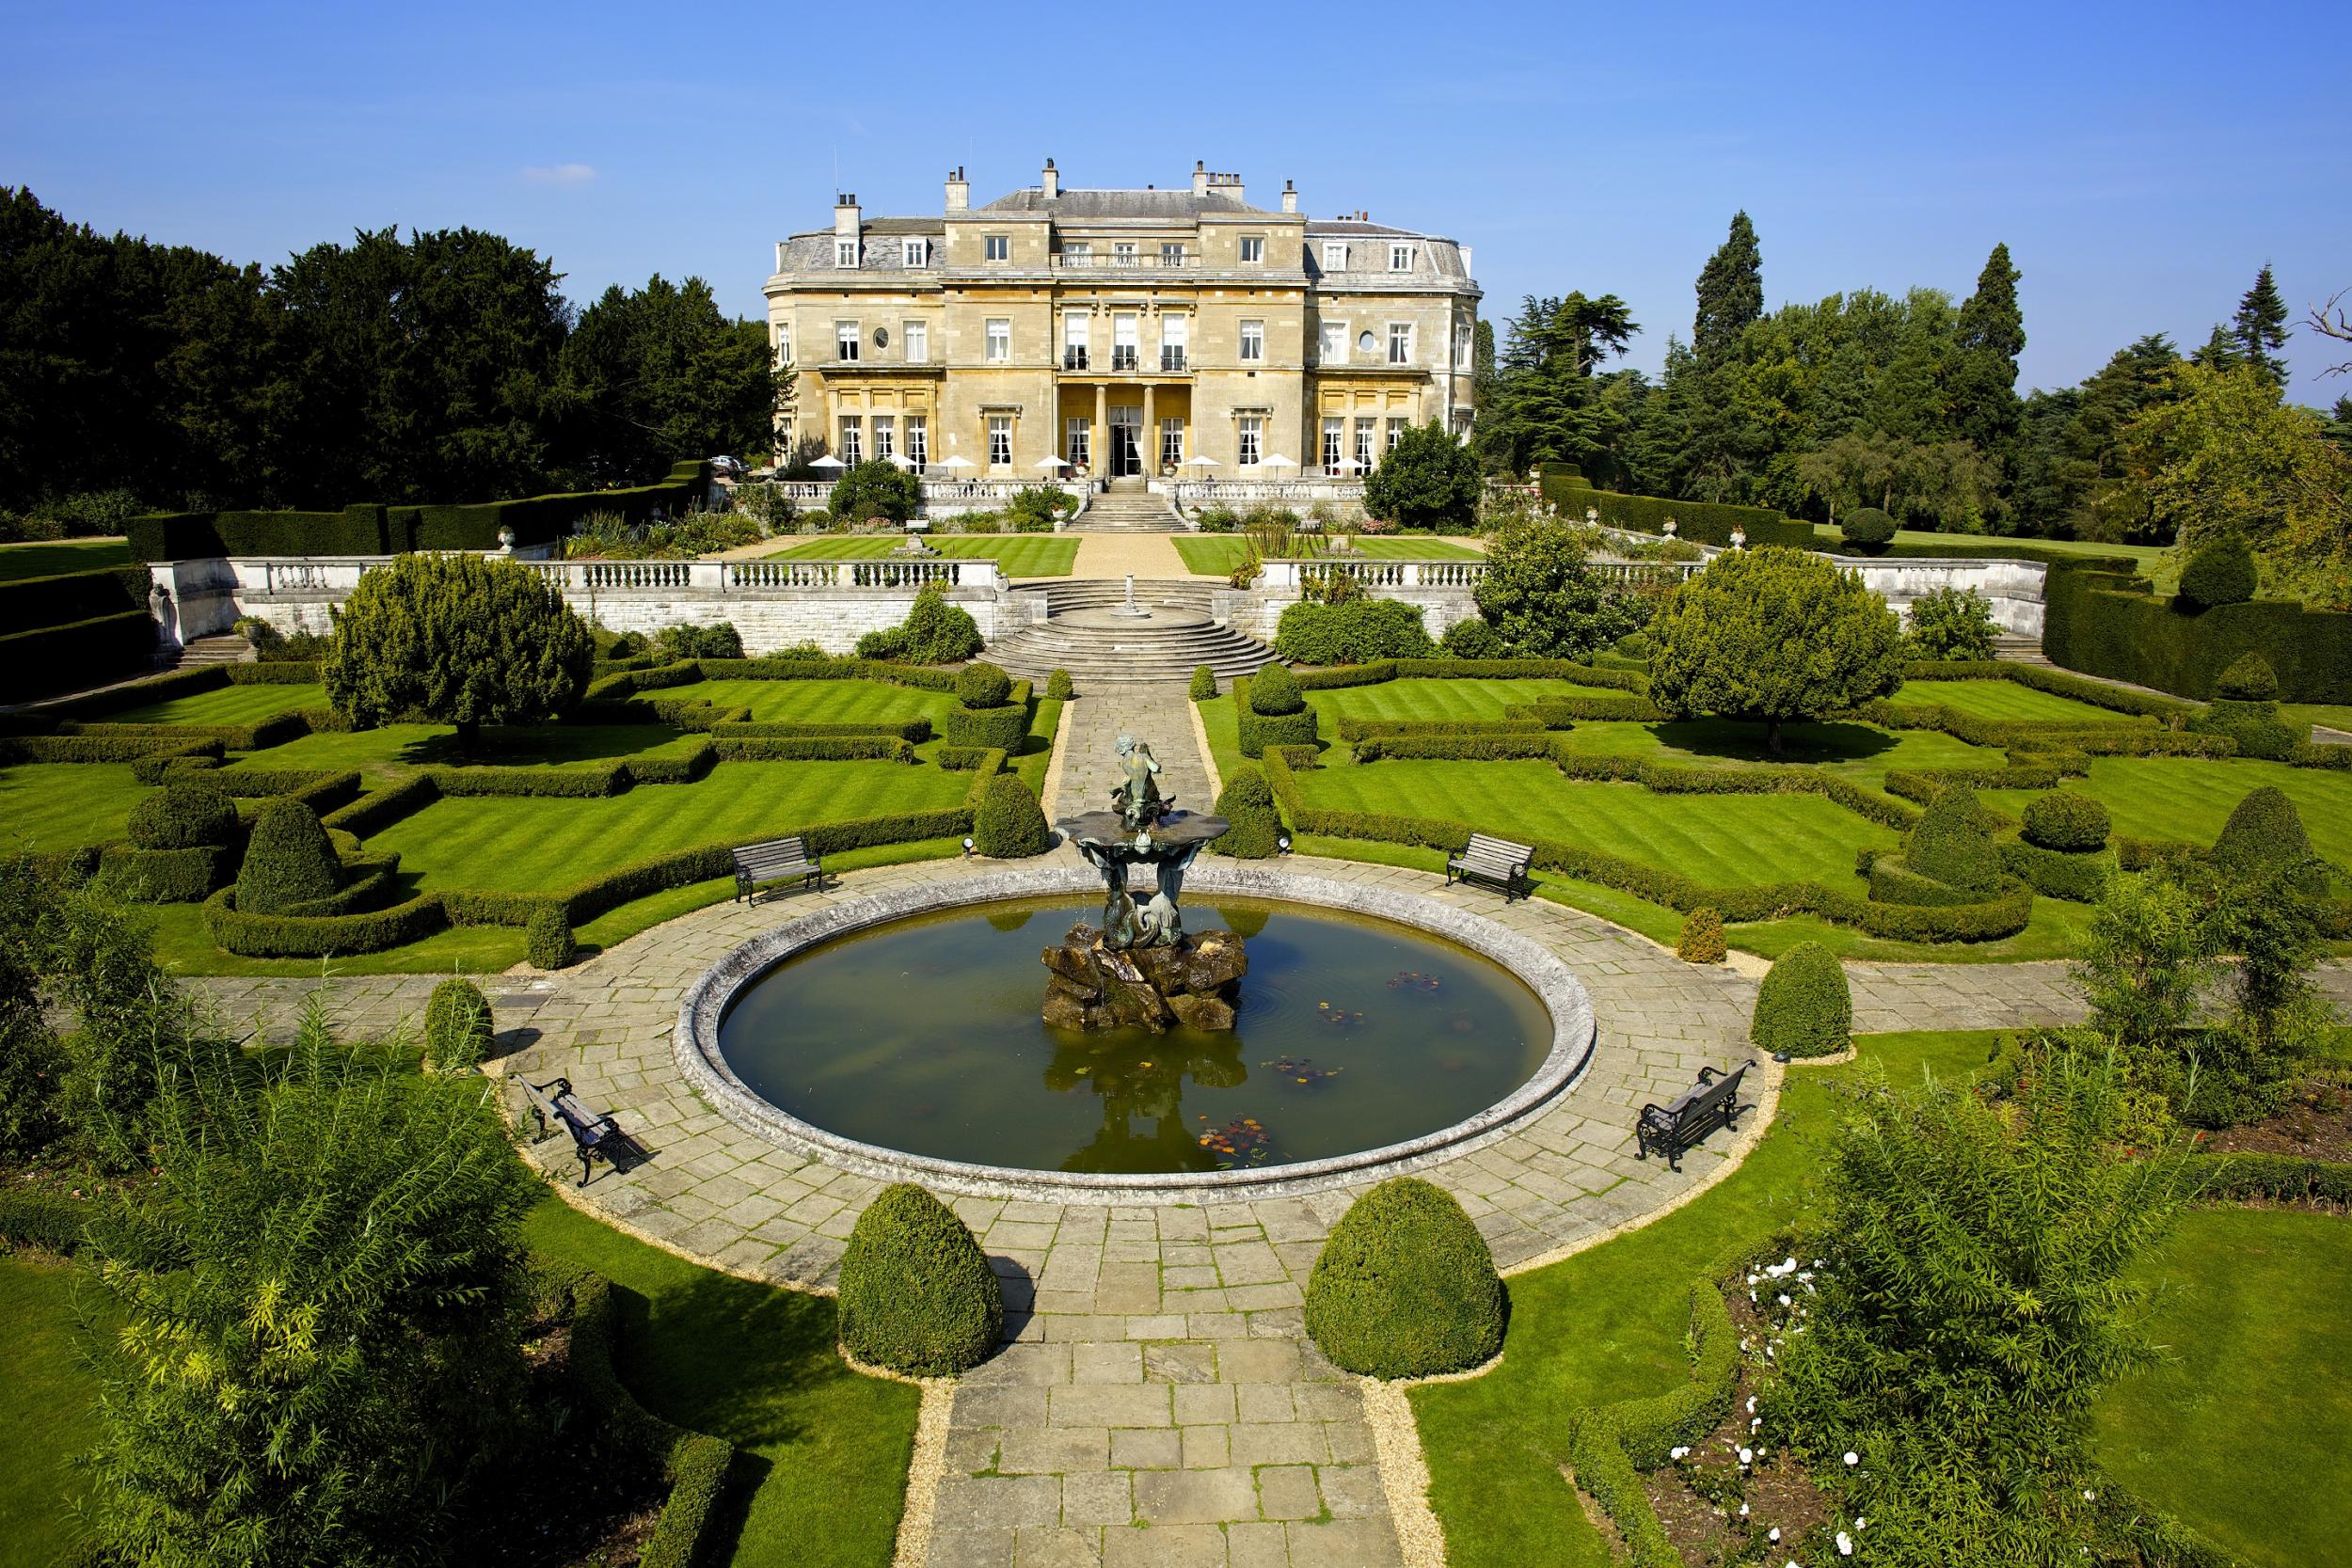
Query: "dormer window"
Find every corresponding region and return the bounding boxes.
[901,238,928,266]
[1240,236,1265,264]
[1323,242,1349,271]
[1390,243,1414,272]
[836,239,858,268]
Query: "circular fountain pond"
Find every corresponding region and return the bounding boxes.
[681,869,1593,1196]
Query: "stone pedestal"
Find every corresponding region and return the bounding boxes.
[1042,922,1248,1034]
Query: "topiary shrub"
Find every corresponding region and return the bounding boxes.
[1752,942,1851,1058]
[2211,786,2316,879]
[234,799,343,915]
[128,776,240,850]
[2022,791,2110,852]
[1438,617,1505,658]
[1841,508,1898,551]
[526,907,578,970]
[1211,766,1280,858]
[1904,785,2002,895]
[836,1182,1003,1376]
[2176,534,2257,610]
[972,774,1051,858]
[2213,651,2280,702]
[1249,663,1304,716]
[956,661,1012,709]
[1044,669,1073,702]
[2191,652,2308,760]
[1305,1177,1503,1378]
[423,978,493,1071]
[1189,665,1217,701]
[1677,907,1726,964]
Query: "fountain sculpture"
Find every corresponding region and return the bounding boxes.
[1043,735,1247,1032]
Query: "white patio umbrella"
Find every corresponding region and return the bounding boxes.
[1033,456,1070,469]
[1261,454,1296,469]
[1332,457,1363,473]
[809,453,847,469]
[932,454,976,469]
[1184,455,1220,467]
[883,451,914,468]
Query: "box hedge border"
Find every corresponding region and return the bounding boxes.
[0,609,156,703]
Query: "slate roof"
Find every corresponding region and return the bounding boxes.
[973,187,1265,219]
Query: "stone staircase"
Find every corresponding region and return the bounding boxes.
[990,579,1277,684]
[173,635,252,668]
[1073,490,1184,532]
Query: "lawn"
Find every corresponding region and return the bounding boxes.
[0,761,152,852]
[2285,704,2352,736]
[1307,677,1636,729]
[660,677,957,727]
[109,682,329,725]
[365,759,973,893]
[221,721,706,782]
[763,535,1079,577]
[2094,1207,2352,1568]
[1809,525,2172,570]
[0,537,131,580]
[1171,534,1485,576]
[1982,755,2352,872]
[0,1253,109,1563]
[523,1200,918,1568]
[1891,677,2128,722]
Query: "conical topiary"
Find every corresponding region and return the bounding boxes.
[836,1182,1003,1375]
[972,773,1051,858]
[233,798,342,915]
[1211,765,1280,858]
[1305,1177,1503,1378]
[2211,786,2316,879]
[423,978,494,1071]
[1752,942,1851,1058]
[2213,651,2280,702]
[1906,786,2002,895]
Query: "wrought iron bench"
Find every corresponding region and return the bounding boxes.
[732,835,824,905]
[1445,832,1534,902]
[516,1075,647,1187]
[1635,1060,1758,1172]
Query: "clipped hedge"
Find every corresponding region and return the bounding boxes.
[972,774,1051,858]
[944,704,1028,752]
[527,908,578,969]
[1564,1283,1741,1568]
[0,562,149,632]
[234,798,344,914]
[1272,598,1436,664]
[0,608,155,703]
[1233,673,1317,757]
[1304,1178,1503,1378]
[1537,472,1811,549]
[203,886,448,958]
[1752,942,1851,1057]
[1211,765,1281,858]
[424,978,495,1071]
[836,1183,1003,1376]
[1294,657,1648,692]
[1903,786,2001,896]
[2022,790,2110,851]
[1249,662,1305,714]
[2189,1152,2352,1207]
[2210,786,2318,880]
[127,776,240,849]
[1352,733,1558,763]
[1677,908,1725,964]
[97,843,234,903]
[2042,555,2352,703]
[1333,717,1549,743]
[1999,839,2112,902]
[955,661,1012,709]
[2176,535,2257,610]
[1188,666,1217,701]
[0,1187,92,1255]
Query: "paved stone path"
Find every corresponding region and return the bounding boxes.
[1062,531,1191,583]
[1053,689,1216,824]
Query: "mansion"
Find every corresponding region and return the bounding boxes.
[765,161,1481,482]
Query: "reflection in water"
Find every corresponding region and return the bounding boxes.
[1044,1033,1248,1172]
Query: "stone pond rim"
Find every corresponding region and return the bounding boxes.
[674,863,1598,1202]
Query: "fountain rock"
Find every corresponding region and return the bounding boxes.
[1042,922,1248,1033]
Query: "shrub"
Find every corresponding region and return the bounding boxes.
[1006,485,1073,532]
[1304,1178,1503,1378]
[234,799,342,915]
[2213,650,2279,701]
[1249,663,1304,715]
[1195,506,1240,533]
[835,1183,1003,1375]
[826,459,922,525]
[1677,908,1726,963]
[1273,599,1435,665]
[1044,669,1073,701]
[856,582,983,664]
[1841,507,1898,549]
[944,703,1027,751]
[127,776,239,850]
[1212,766,1280,858]
[423,978,494,1071]
[1188,665,1217,701]
[1473,518,1640,659]
[526,907,577,969]
[1438,617,1505,658]
[972,774,1051,858]
[1904,585,1998,660]
[956,661,1012,709]
[2176,534,2257,610]
[2023,791,2110,852]
[1905,785,2002,895]
[655,622,743,661]
[2210,785,2316,879]
[2000,839,2111,902]
[1752,942,1851,1057]
[1362,420,1483,531]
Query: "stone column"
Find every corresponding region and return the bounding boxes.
[1093,383,1108,478]
[1142,383,1157,474]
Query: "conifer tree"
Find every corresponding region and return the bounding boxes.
[1692,211,1763,368]
[2232,262,2291,387]
[1951,242,2026,455]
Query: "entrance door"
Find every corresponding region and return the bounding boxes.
[1109,406,1143,478]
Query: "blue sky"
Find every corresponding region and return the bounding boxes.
[6,0,2347,406]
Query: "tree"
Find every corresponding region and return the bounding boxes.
[1792,427,1998,531]
[2190,322,2240,372]
[555,274,779,487]
[1363,419,1482,531]
[2232,262,2290,387]
[1470,515,1640,658]
[1949,242,2025,457]
[1692,211,1763,369]
[324,552,594,751]
[1647,546,1905,751]
[827,458,922,524]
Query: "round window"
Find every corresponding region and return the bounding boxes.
[873,326,891,348]
[1357,330,1376,355]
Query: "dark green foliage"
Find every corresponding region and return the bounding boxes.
[1304,1178,1503,1378]
[1361,420,1482,531]
[1751,942,1851,1057]
[2176,534,2257,610]
[80,1019,541,1568]
[972,774,1050,858]
[2232,263,2291,387]
[854,582,984,664]
[1235,671,1317,756]
[1211,766,1280,858]
[97,844,234,903]
[234,799,343,915]
[835,1183,1003,1376]
[526,907,577,969]
[1692,211,1763,368]
[1188,665,1217,701]
[2041,553,2351,702]
[1438,616,1505,657]
[1006,485,1073,532]
[2213,650,2279,700]
[0,608,156,703]
[653,622,744,661]
[1044,669,1073,701]
[1272,599,1435,664]
[956,660,1012,709]
[1999,839,2110,902]
[1902,585,1997,660]
[0,876,64,1159]
[827,459,922,524]
[0,1185,86,1251]
[943,702,1027,751]
[1841,507,1897,548]
[1249,663,1304,715]
[1563,1286,1742,1558]
[1949,242,2026,457]
[2210,785,2314,879]
[1537,473,1810,550]
[1472,517,1641,659]
[424,978,494,1071]
[556,274,779,487]
[1676,907,1725,963]
[127,776,240,850]
[325,551,593,745]
[1905,786,2002,895]
[2022,791,2109,851]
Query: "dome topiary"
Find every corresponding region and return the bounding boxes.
[2211,785,2315,879]
[1677,907,1726,963]
[972,774,1051,858]
[1211,765,1280,858]
[1249,663,1304,716]
[1906,786,2002,895]
[2213,651,2279,702]
[233,799,343,915]
[2176,535,2257,610]
[526,907,577,970]
[2021,791,2110,853]
[1189,665,1218,701]
[1439,617,1506,658]
[955,660,1012,710]
[836,1182,1003,1376]
[1841,508,1898,549]
[1752,942,1851,1058]
[128,776,240,850]
[423,978,494,1071]
[1044,668,1073,702]
[1305,1177,1503,1378]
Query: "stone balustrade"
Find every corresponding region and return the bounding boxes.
[1256,558,1490,591]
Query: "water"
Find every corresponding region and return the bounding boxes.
[715,896,1552,1175]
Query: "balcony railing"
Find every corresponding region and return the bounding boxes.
[1110,346,1139,372]
[1160,347,1187,372]
[1051,252,1193,269]
[1063,347,1089,371]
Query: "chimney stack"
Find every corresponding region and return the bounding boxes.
[834,193,860,240]
[1041,157,1059,198]
[1205,169,1244,205]
[1192,159,1209,197]
[945,166,968,212]
[1280,179,1297,214]
[773,240,785,272]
